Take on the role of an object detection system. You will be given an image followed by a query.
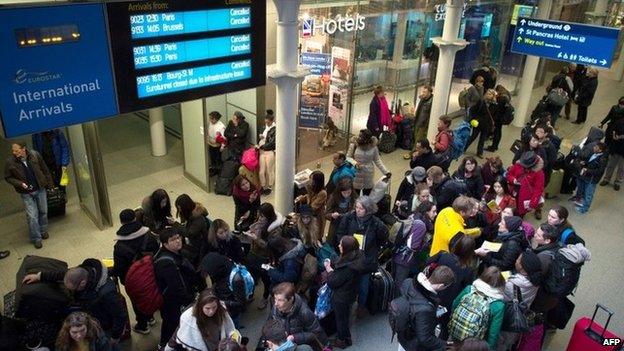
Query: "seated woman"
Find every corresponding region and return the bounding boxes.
[452,156,485,199]
[232,175,261,232]
[204,219,245,264]
[165,288,237,351]
[291,204,322,253]
[265,235,306,286]
[324,178,356,249]
[483,175,516,225]
[56,312,111,351]
[475,216,528,272]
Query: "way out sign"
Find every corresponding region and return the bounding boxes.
[511,17,620,67]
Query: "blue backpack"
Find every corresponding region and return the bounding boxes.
[451,121,472,160]
[229,264,255,300]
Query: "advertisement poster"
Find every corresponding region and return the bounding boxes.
[299,53,331,128]
[328,47,351,128]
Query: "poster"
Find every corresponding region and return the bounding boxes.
[299,53,331,128]
[328,46,351,128]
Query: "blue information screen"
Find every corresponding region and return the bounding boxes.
[511,17,621,67]
[107,0,266,113]
[0,3,118,138]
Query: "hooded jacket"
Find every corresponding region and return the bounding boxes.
[200,253,247,316]
[605,114,624,156]
[249,212,286,258]
[453,279,505,350]
[397,275,446,351]
[347,136,389,190]
[394,170,420,211]
[269,294,328,346]
[178,203,209,266]
[113,222,159,284]
[224,118,250,155]
[171,306,235,351]
[268,239,306,285]
[40,259,126,340]
[578,151,607,184]
[452,165,485,199]
[482,230,528,271]
[327,250,364,305]
[506,157,545,216]
[504,274,539,308]
[334,211,389,273]
[326,161,356,194]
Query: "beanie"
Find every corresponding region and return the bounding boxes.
[504,216,523,233]
[119,209,136,224]
[521,250,543,286]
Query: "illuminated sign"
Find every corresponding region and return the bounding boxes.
[434,2,467,22]
[300,14,366,37]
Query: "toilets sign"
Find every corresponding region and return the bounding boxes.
[301,14,365,38]
[511,17,620,67]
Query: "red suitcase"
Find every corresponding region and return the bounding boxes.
[566,304,623,351]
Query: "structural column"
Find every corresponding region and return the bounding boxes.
[427,0,468,141]
[513,0,552,128]
[149,107,167,157]
[615,38,624,82]
[585,0,608,25]
[268,0,309,215]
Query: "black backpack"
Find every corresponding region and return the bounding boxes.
[500,103,515,125]
[544,250,583,297]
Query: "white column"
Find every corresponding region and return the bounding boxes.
[392,13,407,66]
[149,107,167,157]
[512,0,552,128]
[268,0,309,215]
[427,0,468,141]
[615,41,624,82]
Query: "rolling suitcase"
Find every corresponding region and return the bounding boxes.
[566,304,623,351]
[545,169,564,198]
[46,187,67,217]
[367,266,393,315]
[378,131,397,154]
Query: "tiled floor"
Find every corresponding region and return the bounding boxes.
[0,67,623,350]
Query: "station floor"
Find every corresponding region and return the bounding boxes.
[0,68,623,350]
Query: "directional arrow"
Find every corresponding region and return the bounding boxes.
[520,19,526,26]
[517,36,523,43]
[518,28,525,34]
[600,59,607,65]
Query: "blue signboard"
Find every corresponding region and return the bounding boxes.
[0,3,118,138]
[511,17,621,67]
[300,53,331,128]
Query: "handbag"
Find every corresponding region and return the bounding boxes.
[59,167,69,186]
[502,284,530,333]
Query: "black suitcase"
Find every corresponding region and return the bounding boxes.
[215,177,234,196]
[15,255,70,320]
[220,160,240,179]
[378,131,397,154]
[46,187,67,217]
[367,266,393,315]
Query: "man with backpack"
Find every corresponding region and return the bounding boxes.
[426,166,468,211]
[22,258,126,345]
[530,224,561,314]
[390,264,455,351]
[154,227,206,350]
[113,208,159,334]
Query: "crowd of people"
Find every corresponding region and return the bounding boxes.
[2,63,622,351]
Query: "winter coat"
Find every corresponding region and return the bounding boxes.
[578,152,608,184]
[549,73,573,96]
[410,150,439,171]
[249,212,286,258]
[394,170,419,211]
[201,253,247,316]
[347,137,389,190]
[326,162,356,194]
[469,99,497,132]
[4,149,53,193]
[434,129,452,154]
[465,84,484,109]
[484,194,516,225]
[327,250,363,305]
[575,76,598,106]
[31,129,71,168]
[605,115,624,156]
[268,239,306,285]
[334,212,389,273]
[453,280,504,350]
[259,124,276,151]
[224,120,250,156]
[40,259,126,340]
[324,193,356,248]
[506,158,545,216]
[452,165,485,199]
[415,95,433,129]
[171,307,235,351]
[140,195,171,233]
[113,222,159,284]
[480,162,504,188]
[531,242,561,313]
[202,235,245,264]
[178,203,209,266]
[504,274,538,307]
[397,276,447,351]
[299,186,328,234]
[481,231,528,271]
[269,294,328,346]
[430,207,481,256]
[431,176,466,211]
[154,248,204,307]
[427,252,476,312]
[600,104,624,127]
[572,64,587,94]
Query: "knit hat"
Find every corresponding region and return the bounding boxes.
[504,216,523,233]
[519,151,537,168]
[119,209,136,224]
[520,250,543,286]
[298,204,313,217]
[411,166,427,182]
[234,111,245,120]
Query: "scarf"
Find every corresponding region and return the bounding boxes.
[232,184,256,204]
[378,96,392,127]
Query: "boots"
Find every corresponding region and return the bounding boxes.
[534,204,543,220]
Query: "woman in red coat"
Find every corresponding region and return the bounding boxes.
[483,175,516,225]
[506,151,545,217]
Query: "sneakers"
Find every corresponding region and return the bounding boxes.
[148,318,157,326]
[615,184,621,191]
[330,338,353,349]
[41,232,49,240]
[132,324,151,335]
[600,180,609,186]
[574,199,584,207]
[34,241,42,249]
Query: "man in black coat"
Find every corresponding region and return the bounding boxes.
[269,283,327,347]
[113,209,159,334]
[601,101,624,191]
[22,258,126,344]
[427,166,467,211]
[573,68,598,124]
[154,227,206,349]
[465,89,497,158]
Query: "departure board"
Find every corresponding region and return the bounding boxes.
[107,0,266,113]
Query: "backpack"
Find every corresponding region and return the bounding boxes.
[543,250,583,297]
[451,121,472,160]
[458,86,470,108]
[393,218,428,262]
[229,264,255,300]
[124,255,170,315]
[316,243,338,271]
[547,88,569,107]
[449,290,492,341]
[559,228,575,245]
[500,103,515,125]
[241,147,259,172]
[299,253,318,292]
[388,294,416,342]
[379,131,398,154]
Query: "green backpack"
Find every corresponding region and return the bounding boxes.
[449,289,491,341]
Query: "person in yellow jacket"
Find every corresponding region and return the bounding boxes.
[430,195,481,255]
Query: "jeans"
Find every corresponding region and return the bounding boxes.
[548,104,564,127]
[358,274,370,307]
[574,178,596,213]
[334,300,353,342]
[20,189,48,243]
[603,153,624,184]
